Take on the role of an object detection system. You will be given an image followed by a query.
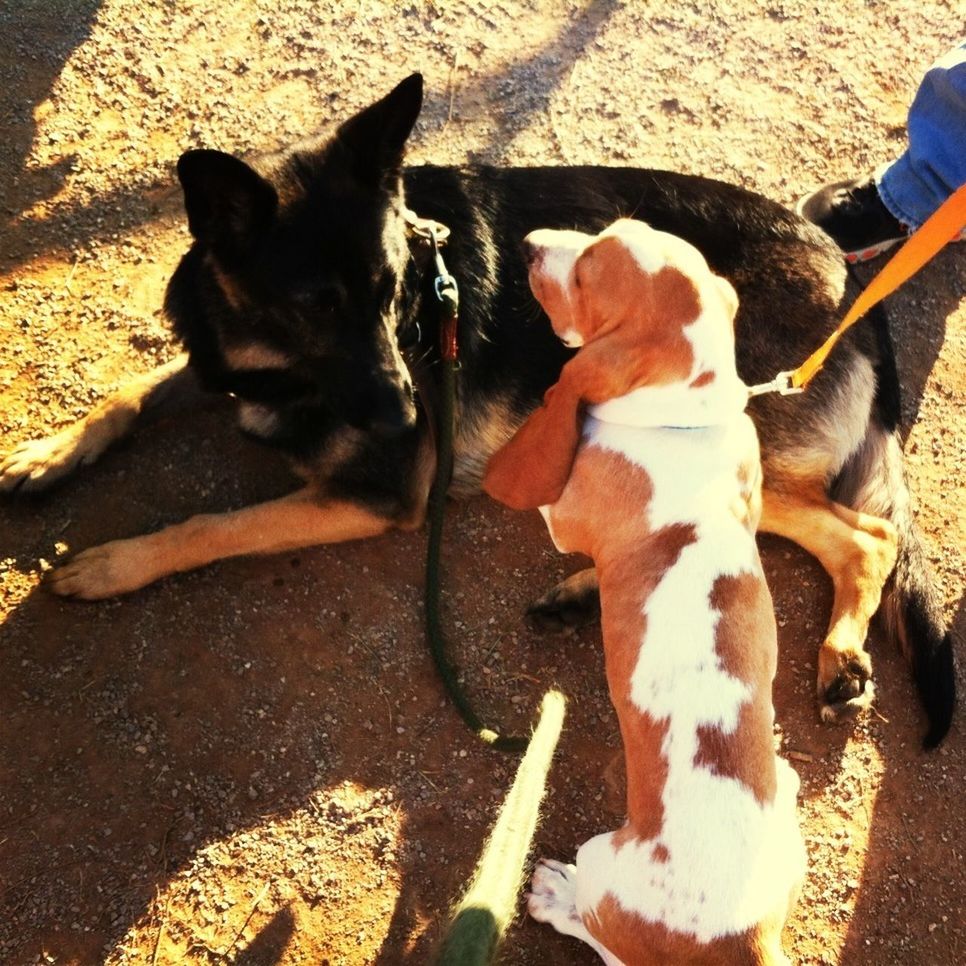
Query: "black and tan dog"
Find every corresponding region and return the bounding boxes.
[0,74,954,745]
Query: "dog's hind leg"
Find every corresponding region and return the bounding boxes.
[527,859,625,966]
[47,487,405,599]
[0,354,196,493]
[527,566,601,632]
[759,485,898,724]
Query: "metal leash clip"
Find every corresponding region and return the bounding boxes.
[433,261,459,306]
[403,208,451,247]
[746,370,804,398]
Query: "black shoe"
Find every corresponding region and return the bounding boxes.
[797,176,908,263]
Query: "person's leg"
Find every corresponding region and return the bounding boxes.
[798,42,966,261]
[877,44,966,230]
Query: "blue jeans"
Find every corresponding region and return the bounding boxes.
[876,42,966,230]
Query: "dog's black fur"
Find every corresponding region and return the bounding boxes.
[3,73,954,744]
[169,75,859,514]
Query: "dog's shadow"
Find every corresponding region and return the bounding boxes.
[835,249,966,965]
[0,405,601,964]
[852,242,966,430]
[830,589,965,965]
[0,385,958,964]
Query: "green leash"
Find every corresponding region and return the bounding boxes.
[420,221,528,754]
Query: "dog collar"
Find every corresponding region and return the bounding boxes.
[588,376,750,430]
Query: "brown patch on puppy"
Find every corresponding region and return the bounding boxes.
[572,234,701,356]
[548,446,698,841]
[587,893,778,966]
[609,706,671,846]
[571,256,700,394]
[693,572,778,806]
[690,371,716,389]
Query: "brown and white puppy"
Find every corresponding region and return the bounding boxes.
[484,220,805,965]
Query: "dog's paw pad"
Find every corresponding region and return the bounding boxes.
[819,680,875,725]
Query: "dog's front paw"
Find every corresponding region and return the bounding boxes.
[0,428,98,494]
[527,568,601,633]
[47,539,160,600]
[817,645,874,724]
[527,858,581,930]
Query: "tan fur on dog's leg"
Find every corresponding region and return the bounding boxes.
[47,488,396,599]
[760,486,898,722]
[0,354,191,493]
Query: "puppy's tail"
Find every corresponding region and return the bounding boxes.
[831,307,956,748]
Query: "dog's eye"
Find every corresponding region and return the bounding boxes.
[293,284,345,316]
[316,285,345,313]
[375,270,398,307]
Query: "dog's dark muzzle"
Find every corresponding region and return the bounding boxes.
[218,360,416,438]
[359,380,418,437]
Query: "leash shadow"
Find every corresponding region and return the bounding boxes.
[416,0,621,164]
[0,1,620,276]
[234,905,296,966]
[0,1,102,267]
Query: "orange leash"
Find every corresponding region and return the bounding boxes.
[748,182,966,398]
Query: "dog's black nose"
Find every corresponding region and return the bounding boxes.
[521,238,539,267]
[364,383,418,438]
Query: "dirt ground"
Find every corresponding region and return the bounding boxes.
[0,2,963,964]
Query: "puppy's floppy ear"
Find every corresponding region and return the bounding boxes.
[483,362,588,511]
[334,73,423,185]
[177,150,278,259]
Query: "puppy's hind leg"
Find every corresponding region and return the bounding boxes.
[0,353,195,493]
[527,859,625,966]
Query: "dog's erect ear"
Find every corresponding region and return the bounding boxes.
[177,150,278,256]
[334,73,423,184]
[483,369,586,512]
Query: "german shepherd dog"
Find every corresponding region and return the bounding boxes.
[0,74,954,746]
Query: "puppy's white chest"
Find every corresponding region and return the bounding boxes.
[586,415,757,532]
